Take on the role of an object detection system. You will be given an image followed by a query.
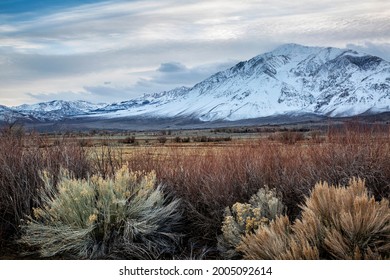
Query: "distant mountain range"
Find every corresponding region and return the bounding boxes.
[1,44,390,126]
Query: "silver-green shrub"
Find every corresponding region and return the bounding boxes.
[19,166,182,259]
[218,187,285,259]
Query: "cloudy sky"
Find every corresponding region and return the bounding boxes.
[1,0,389,106]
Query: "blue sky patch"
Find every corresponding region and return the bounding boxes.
[0,0,106,14]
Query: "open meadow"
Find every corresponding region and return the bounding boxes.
[1,121,389,259]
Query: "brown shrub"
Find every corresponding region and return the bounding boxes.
[0,128,43,244]
[276,130,305,144]
[238,178,390,260]
[157,136,167,144]
[0,127,92,248]
[237,215,320,260]
[119,136,136,144]
[307,126,390,199]
[300,178,390,259]
[90,144,124,178]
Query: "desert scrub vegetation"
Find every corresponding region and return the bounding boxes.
[121,123,390,252]
[1,121,390,259]
[218,187,285,259]
[238,178,390,260]
[19,165,182,259]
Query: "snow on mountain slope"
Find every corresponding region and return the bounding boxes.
[0,105,31,122]
[94,86,190,114]
[2,43,390,122]
[12,100,106,121]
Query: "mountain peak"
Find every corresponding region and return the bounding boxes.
[274,43,313,51]
[271,44,359,61]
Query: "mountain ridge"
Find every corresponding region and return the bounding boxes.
[1,43,390,124]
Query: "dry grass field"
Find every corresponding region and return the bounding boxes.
[1,121,389,259]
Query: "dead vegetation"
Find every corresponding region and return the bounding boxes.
[0,121,389,259]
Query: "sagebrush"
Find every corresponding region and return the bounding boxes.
[238,178,390,260]
[218,187,285,259]
[19,165,182,259]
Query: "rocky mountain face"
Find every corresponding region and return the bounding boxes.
[2,44,390,123]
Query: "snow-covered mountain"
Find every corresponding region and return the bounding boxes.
[92,43,390,121]
[0,105,33,122]
[2,43,390,123]
[12,100,106,121]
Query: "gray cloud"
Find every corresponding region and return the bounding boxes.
[142,60,237,89]
[82,85,133,102]
[1,0,389,106]
[158,62,187,73]
[25,90,92,102]
[346,42,390,62]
